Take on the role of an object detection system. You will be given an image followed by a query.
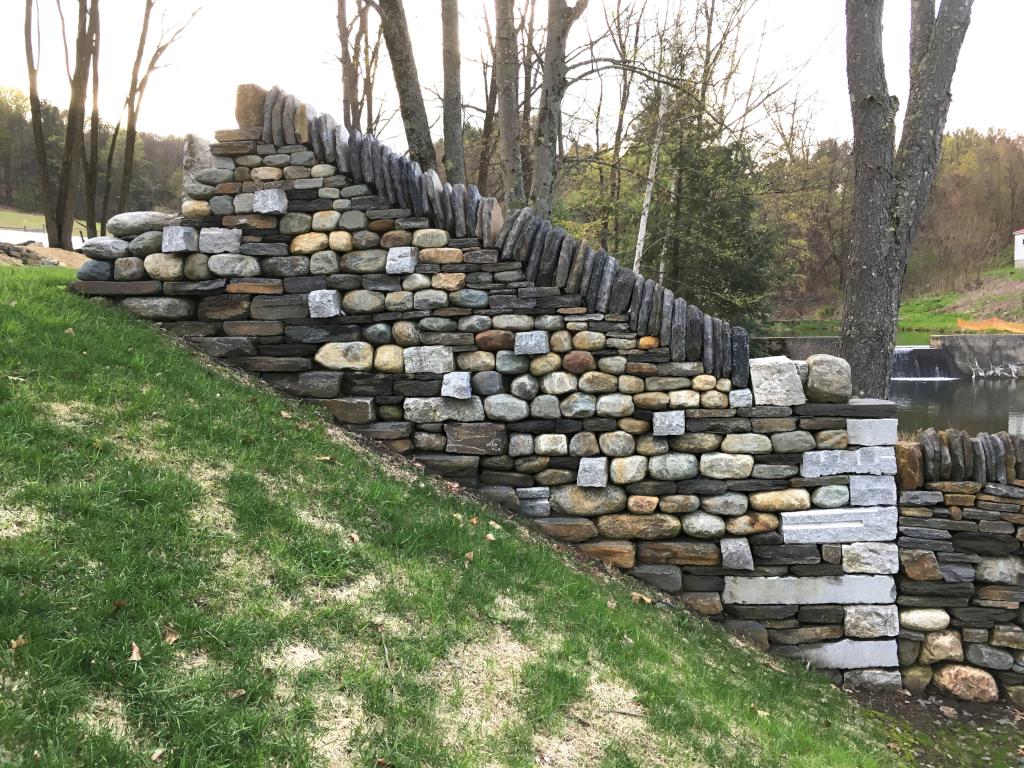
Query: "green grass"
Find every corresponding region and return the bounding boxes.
[0,267,1018,767]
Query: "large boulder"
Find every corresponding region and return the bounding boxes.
[931,664,999,703]
[81,236,129,262]
[805,354,852,403]
[748,356,806,406]
[105,211,174,238]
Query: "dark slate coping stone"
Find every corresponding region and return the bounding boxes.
[685,304,703,362]
[608,266,636,315]
[163,280,228,296]
[792,398,896,417]
[70,280,162,296]
[789,475,850,487]
[494,206,523,251]
[659,288,675,346]
[702,313,714,376]
[577,248,597,297]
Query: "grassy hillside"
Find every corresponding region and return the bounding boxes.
[0,268,1017,767]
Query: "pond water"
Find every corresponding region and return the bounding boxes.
[890,377,1024,436]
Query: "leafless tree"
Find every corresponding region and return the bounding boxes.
[475,13,500,194]
[495,0,525,208]
[530,0,589,219]
[338,0,384,134]
[838,0,973,396]
[378,0,435,170]
[25,0,96,249]
[441,0,466,183]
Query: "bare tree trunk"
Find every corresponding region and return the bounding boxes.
[495,0,525,208]
[116,0,153,212]
[530,0,589,220]
[50,0,95,249]
[441,0,466,183]
[519,0,537,195]
[839,0,972,397]
[82,0,100,237]
[477,59,499,194]
[378,0,435,170]
[99,116,120,234]
[338,0,357,130]
[24,0,56,245]
[633,88,666,273]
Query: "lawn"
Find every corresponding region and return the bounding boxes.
[0,267,1018,767]
[0,207,89,237]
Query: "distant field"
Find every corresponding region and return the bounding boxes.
[0,206,89,235]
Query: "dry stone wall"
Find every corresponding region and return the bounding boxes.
[894,430,1024,704]
[70,83,912,689]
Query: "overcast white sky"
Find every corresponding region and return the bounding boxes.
[2,0,1022,149]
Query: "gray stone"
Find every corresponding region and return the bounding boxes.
[128,230,164,258]
[845,604,899,638]
[609,456,647,484]
[652,411,686,436]
[728,389,753,408]
[253,188,289,214]
[721,538,754,570]
[770,431,816,453]
[308,289,342,319]
[965,644,1015,670]
[846,418,898,447]
[77,259,113,281]
[535,434,568,456]
[530,395,563,420]
[495,350,530,374]
[549,485,627,517]
[560,392,596,418]
[900,609,950,631]
[791,639,898,670]
[279,213,312,235]
[681,511,726,539]
[599,431,635,457]
[800,447,897,477]
[106,211,174,238]
[577,457,609,488]
[341,249,387,273]
[207,254,260,277]
[441,371,473,400]
[843,669,902,690]
[403,346,455,374]
[898,490,944,505]
[143,253,184,281]
[842,542,899,574]
[198,227,242,254]
[510,374,540,400]
[631,565,682,593]
[386,246,418,274]
[403,396,485,423]
[82,236,130,261]
[805,354,852,403]
[780,507,898,544]
[721,433,772,454]
[699,453,754,480]
[120,297,194,321]
[114,259,146,282]
[161,229,197,259]
[722,575,896,606]
[309,250,339,275]
[514,331,550,355]
[975,556,1024,585]
[263,256,310,278]
[812,484,850,508]
[484,394,530,422]
[848,475,896,506]
[648,453,699,481]
[749,356,806,407]
[701,493,748,516]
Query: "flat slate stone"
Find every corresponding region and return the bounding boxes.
[555,235,578,289]
[537,227,564,287]
[793,399,896,418]
[722,575,896,605]
[69,280,162,296]
[608,265,636,314]
[444,422,507,455]
[577,248,597,297]
[670,298,687,361]
[637,279,656,335]
[790,639,899,670]
[780,507,898,544]
[702,314,715,375]
[659,288,675,346]
[686,304,703,362]
[731,327,750,388]
[594,255,617,313]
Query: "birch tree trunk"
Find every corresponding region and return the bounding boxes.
[529,0,588,220]
[379,0,435,170]
[633,88,667,273]
[839,0,972,397]
[441,0,466,183]
[494,0,525,208]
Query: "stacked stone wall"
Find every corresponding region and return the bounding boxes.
[68,83,909,687]
[894,429,1024,704]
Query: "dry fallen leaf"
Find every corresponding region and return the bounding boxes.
[9,635,28,651]
[488,520,501,530]
[150,748,166,762]
[226,688,247,699]
[484,533,495,542]
[280,411,292,419]
[64,327,75,335]
[464,551,474,563]
[630,592,652,605]
[606,599,617,609]
[315,455,335,463]
[348,532,360,544]
[129,642,143,662]
[162,626,180,645]
[468,516,479,526]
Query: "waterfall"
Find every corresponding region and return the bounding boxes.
[891,346,961,380]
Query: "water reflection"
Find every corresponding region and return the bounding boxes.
[889,378,1024,436]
